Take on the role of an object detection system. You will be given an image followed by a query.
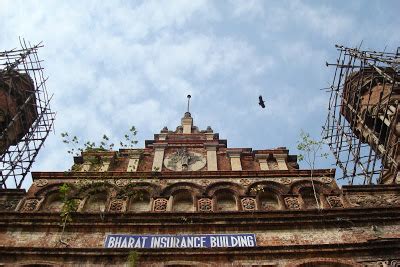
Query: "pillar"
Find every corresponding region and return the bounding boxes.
[274,153,288,170]
[205,143,218,171]
[227,150,242,171]
[152,144,167,171]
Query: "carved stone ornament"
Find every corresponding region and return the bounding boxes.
[348,194,400,208]
[239,178,251,186]
[153,198,168,212]
[158,179,167,186]
[241,197,256,211]
[115,179,129,187]
[279,178,292,185]
[109,198,126,212]
[164,148,206,171]
[284,197,300,210]
[33,179,48,187]
[74,179,91,186]
[21,199,40,212]
[0,199,19,211]
[198,198,213,212]
[201,179,210,186]
[327,196,344,208]
[321,177,333,184]
[363,260,399,267]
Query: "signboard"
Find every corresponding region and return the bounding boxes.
[105,233,256,249]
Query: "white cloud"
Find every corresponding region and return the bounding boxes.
[229,0,265,18]
[0,0,398,188]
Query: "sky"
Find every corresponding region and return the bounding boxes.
[1,0,399,188]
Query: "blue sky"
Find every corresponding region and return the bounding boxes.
[1,0,399,187]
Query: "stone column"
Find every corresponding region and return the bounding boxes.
[227,150,242,171]
[158,133,167,141]
[205,133,214,141]
[80,162,92,172]
[255,154,269,170]
[99,156,114,172]
[205,143,218,171]
[99,161,111,172]
[274,153,288,170]
[152,144,167,171]
[181,112,193,134]
[127,153,141,172]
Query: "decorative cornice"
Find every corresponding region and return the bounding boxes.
[31,169,336,180]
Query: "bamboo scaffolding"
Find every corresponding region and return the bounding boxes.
[323,45,400,185]
[0,38,55,189]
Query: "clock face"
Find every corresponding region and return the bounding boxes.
[164,148,206,171]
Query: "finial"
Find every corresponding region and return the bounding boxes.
[186,95,191,113]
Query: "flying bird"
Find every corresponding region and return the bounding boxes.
[258,95,265,108]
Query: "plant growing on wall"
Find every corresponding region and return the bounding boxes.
[297,130,329,210]
[59,183,77,246]
[127,250,140,267]
[61,126,138,156]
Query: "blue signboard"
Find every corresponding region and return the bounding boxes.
[104,233,257,249]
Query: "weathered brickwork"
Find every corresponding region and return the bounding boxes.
[1,113,399,266]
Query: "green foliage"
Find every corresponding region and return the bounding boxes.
[297,130,329,210]
[152,166,160,172]
[250,184,265,193]
[61,126,138,156]
[58,183,78,246]
[120,126,138,148]
[117,187,144,200]
[297,130,328,167]
[127,250,140,267]
[59,183,77,224]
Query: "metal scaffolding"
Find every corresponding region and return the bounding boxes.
[323,45,400,185]
[0,39,55,189]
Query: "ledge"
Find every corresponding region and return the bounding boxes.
[1,207,400,229]
[31,169,335,180]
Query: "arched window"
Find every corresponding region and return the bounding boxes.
[83,192,107,212]
[258,191,280,210]
[129,190,150,212]
[42,192,63,212]
[297,261,353,267]
[172,190,194,212]
[300,188,320,209]
[21,264,55,267]
[215,190,237,211]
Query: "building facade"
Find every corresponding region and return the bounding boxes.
[1,112,400,266]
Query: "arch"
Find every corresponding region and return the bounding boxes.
[300,187,321,209]
[77,181,117,198]
[294,258,357,267]
[297,263,353,267]
[82,191,108,212]
[214,189,237,211]
[119,182,161,198]
[247,181,289,196]
[41,191,63,212]
[19,261,58,267]
[172,189,195,212]
[128,190,151,212]
[258,191,280,210]
[205,182,245,197]
[21,264,55,267]
[34,183,77,198]
[161,182,204,197]
[290,180,336,195]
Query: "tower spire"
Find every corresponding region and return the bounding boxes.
[186,94,191,114]
[182,95,193,133]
